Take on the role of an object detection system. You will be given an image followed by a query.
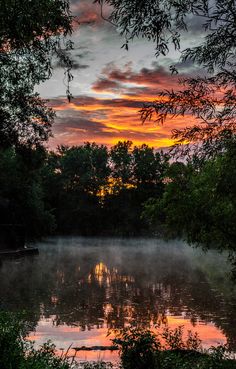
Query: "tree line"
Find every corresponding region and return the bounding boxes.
[0,141,167,237]
[0,0,235,250]
[0,139,235,250]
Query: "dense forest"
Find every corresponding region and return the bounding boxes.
[0,138,235,250]
[0,141,167,237]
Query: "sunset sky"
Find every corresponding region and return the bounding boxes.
[38,0,203,149]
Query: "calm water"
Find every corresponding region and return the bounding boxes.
[1,237,236,362]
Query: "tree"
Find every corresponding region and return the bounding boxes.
[0,0,72,50]
[41,143,111,234]
[110,140,133,186]
[132,144,168,185]
[142,141,236,249]
[0,0,73,148]
[142,161,193,237]
[0,146,55,238]
[58,143,110,194]
[96,0,236,158]
[102,142,168,235]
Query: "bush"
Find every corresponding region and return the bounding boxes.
[0,311,28,369]
[1,312,236,369]
[112,327,236,369]
[113,327,161,369]
[82,362,113,369]
[0,311,75,369]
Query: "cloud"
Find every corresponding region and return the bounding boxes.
[91,62,182,95]
[47,57,197,149]
[49,84,196,150]
[92,79,122,92]
[71,62,90,70]
[38,0,206,150]
[75,49,92,59]
[53,48,91,70]
[49,106,171,148]
[70,0,111,28]
[50,95,148,110]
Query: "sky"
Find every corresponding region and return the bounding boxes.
[38,0,203,149]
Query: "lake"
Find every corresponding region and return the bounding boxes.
[0,237,236,364]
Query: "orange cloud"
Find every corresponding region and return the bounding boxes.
[71,0,111,28]
[48,63,196,149]
[93,63,181,91]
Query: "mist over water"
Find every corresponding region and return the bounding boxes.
[0,237,236,362]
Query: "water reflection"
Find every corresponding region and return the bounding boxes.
[0,237,236,358]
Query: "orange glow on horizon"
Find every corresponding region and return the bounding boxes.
[49,93,196,149]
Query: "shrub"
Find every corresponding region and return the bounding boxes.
[112,326,236,369]
[0,311,75,369]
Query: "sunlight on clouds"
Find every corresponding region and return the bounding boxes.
[49,61,197,149]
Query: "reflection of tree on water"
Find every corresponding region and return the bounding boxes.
[0,238,236,349]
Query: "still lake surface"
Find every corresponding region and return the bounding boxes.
[1,237,236,362]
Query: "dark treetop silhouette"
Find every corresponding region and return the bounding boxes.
[96,0,236,159]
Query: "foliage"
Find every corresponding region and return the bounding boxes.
[58,143,110,195]
[0,0,72,50]
[20,342,74,369]
[132,144,168,185]
[0,311,75,369]
[1,312,236,369]
[110,141,133,186]
[113,327,236,369]
[0,0,73,148]
[82,362,113,369]
[0,146,55,239]
[0,311,29,369]
[0,137,234,247]
[142,141,236,249]
[41,141,167,235]
[95,0,236,158]
[113,327,161,369]
[1,139,163,238]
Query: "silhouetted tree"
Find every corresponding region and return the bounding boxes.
[110,141,133,187]
[97,0,236,158]
[0,0,73,148]
[132,144,168,186]
[143,141,236,249]
[0,146,55,238]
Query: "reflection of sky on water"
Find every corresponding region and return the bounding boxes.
[28,314,226,363]
[1,237,236,362]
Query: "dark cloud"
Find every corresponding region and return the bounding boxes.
[51,96,144,110]
[110,65,177,86]
[122,86,158,97]
[151,60,205,76]
[92,78,122,92]
[75,49,92,59]
[53,111,168,142]
[91,62,182,94]
[53,49,90,70]
[55,114,117,136]
[48,92,189,150]
[72,62,90,70]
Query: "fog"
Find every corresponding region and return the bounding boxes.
[0,237,236,354]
